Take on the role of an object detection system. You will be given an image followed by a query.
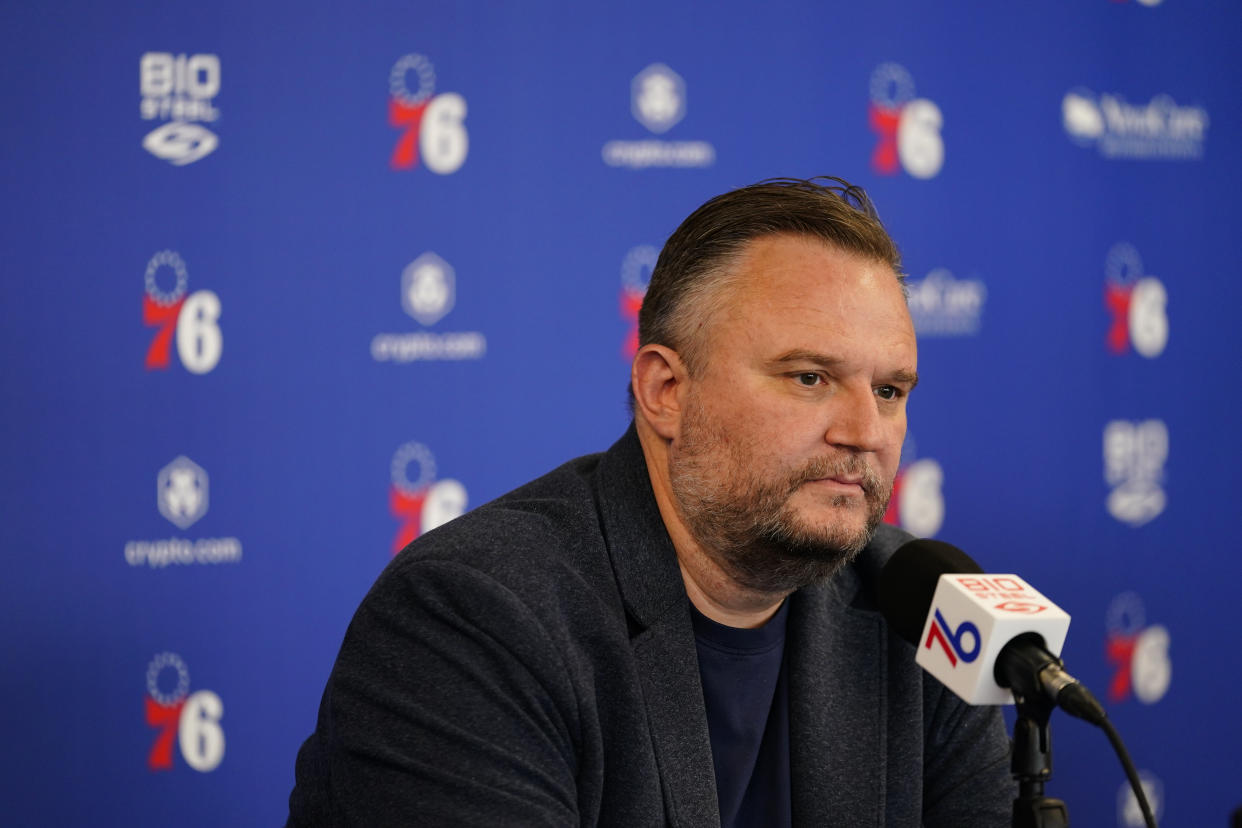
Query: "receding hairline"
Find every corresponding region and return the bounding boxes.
[670,231,908,371]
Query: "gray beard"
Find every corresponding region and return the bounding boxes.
[669,402,890,595]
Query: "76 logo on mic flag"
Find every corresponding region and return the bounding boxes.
[918,574,1070,706]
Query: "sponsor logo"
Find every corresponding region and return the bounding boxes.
[158,455,208,529]
[1103,419,1168,527]
[1106,592,1172,704]
[620,245,657,359]
[924,608,980,667]
[602,63,715,169]
[1063,88,1207,159]
[1104,243,1168,358]
[125,457,242,568]
[906,267,986,336]
[143,251,223,374]
[869,62,944,179]
[1117,771,1164,827]
[144,652,225,772]
[389,442,468,554]
[957,577,1049,614]
[371,252,487,362]
[884,437,944,537]
[389,54,468,174]
[140,53,220,165]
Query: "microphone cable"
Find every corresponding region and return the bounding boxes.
[1099,715,1157,828]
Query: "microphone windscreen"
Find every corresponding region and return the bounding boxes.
[878,539,984,646]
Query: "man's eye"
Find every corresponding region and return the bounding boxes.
[875,385,901,401]
[795,373,822,387]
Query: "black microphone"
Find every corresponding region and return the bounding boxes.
[877,539,1106,725]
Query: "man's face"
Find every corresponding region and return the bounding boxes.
[667,234,917,594]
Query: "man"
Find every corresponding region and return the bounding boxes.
[289,178,1014,826]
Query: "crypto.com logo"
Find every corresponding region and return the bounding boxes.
[140,52,220,166]
[144,652,225,772]
[389,442,468,554]
[371,252,486,363]
[602,63,714,169]
[388,54,468,173]
[1104,243,1168,358]
[125,456,241,568]
[619,245,657,360]
[402,252,455,325]
[1105,592,1171,705]
[143,251,223,374]
[632,64,685,134]
[158,455,208,530]
[868,63,944,179]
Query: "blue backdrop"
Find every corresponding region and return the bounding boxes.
[2,1,1239,824]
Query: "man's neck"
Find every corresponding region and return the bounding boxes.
[635,418,789,629]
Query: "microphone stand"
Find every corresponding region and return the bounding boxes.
[1011,694,1069,828]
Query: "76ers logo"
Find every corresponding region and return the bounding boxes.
[924,608,980,667]
[390,442,468,554]
[868,63,944,179]
[1105,592,1171,704]
[143,251,222,373]
[1104,243,1168,358]
[884,440,945,538]
[389,54,468,173]
[620,245,657,360]
[144,652,224,772]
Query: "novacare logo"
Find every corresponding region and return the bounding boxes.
[1063,88,1207,160]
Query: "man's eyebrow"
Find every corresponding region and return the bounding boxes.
[769,349,920,389]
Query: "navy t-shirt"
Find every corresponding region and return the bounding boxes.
[691,600,792,828]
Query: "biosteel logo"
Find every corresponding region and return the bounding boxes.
[140,52,220,165]
[1103,419,1168,528]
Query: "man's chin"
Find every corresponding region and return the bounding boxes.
[788,505,878,549]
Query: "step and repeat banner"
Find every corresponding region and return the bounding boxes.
[2,1,1239,825]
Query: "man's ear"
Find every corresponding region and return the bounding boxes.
[631,344,688,441]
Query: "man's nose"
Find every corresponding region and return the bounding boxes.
[824,386,887,454]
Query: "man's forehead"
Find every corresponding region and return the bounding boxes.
[715,235,907,322]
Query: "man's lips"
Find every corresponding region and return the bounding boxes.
[806,476,865,494]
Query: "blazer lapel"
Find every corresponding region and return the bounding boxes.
[631,606,721,827]
[788,579,888,827]
[596,427,720,827]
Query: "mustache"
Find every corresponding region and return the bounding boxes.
[789,455,886,500]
